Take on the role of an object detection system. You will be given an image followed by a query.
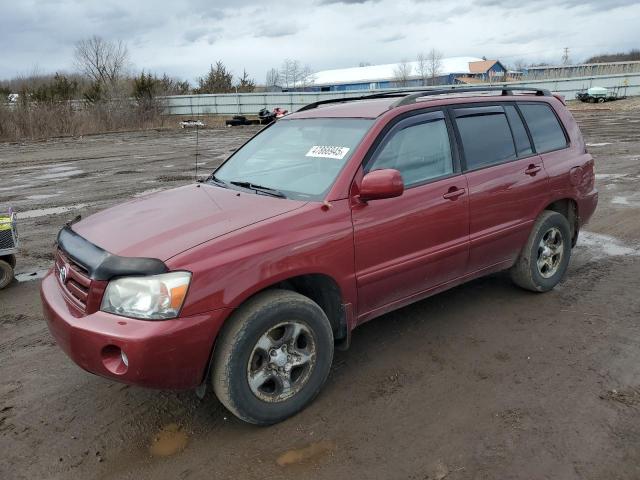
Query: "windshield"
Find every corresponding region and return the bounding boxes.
[213,118,374,200]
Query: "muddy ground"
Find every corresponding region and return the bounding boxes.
[1,108,640,480]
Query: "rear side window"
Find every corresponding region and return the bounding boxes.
[455,106,516,170]
[504,105,533,156]
[367,114,453,187]
[519,103,568,153]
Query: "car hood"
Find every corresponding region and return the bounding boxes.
[71,184,307,260]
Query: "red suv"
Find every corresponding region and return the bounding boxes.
[41,87,598,425]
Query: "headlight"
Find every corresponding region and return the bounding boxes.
[100,272,191,320]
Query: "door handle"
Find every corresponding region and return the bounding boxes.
[525,164,542,176]
[443,187,466,200]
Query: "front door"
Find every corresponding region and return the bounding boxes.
[351,111,470,319]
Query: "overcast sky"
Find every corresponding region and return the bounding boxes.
[1,0,639,84]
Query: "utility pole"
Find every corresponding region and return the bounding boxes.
[562,47,570,65]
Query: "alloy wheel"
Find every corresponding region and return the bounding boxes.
[246,321,316,403]
[537,227,564,278]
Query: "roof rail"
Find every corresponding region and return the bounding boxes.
[297,91,408,112]
[297,86,551,112]
[389,86,551,108]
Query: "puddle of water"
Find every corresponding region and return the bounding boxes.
[595,174,626,181]
[16,270,49,282]
[26,193,61,200]
[577,231,640,258]
[149,423,188,457]
[586,142,612,147]
[14,162,72,172]
[47,166,77,172]
[0,184,32,192]
[19,203,88,219]
[612,196,630,205]
[36,169,84,180]
[276,440,336,467]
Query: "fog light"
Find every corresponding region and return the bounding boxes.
[121,350,129,367]
[101,345,128,375]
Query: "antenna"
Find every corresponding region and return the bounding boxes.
[189,95,200,182]
[195,119,199,182]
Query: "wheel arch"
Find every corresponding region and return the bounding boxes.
[540,197,579,246]
[243,273,349,343]
[200,272,349,390]
[0,254,16,268]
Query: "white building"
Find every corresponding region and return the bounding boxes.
[304,57,507,91]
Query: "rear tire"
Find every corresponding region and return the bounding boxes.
[510,211,571,292]
[212,289,334,425]
[0,259,14,289]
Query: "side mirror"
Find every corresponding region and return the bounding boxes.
[359,169,404,202]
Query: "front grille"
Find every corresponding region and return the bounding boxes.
[0,213,17,250]
[55,249,91,311]
[0,229,15,250]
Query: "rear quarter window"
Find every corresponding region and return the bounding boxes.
[519,103,568,153]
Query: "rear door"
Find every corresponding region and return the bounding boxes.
[351,110,469,318]
[517,102,573,195]
[452,103,551,273]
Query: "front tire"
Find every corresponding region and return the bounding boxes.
[510,211,571,292]
[0,259,14,289]
[212,289,334,425]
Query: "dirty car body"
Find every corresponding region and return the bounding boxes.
[41,87,598,424]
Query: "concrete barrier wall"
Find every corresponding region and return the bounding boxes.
[164,72,640,116]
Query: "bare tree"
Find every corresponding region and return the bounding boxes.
[299,65,314,90]
[393,59,413,87]
[426,49,443,85]
[279,59,301,89]
[416,53,428,86]
[279,59,313,89]
[265,68,280,91]
[74,36,129,86]
[513,59,527,72]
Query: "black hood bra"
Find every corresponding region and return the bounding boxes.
[57,226,168,281]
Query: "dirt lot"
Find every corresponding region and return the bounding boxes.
[1,107,640,480]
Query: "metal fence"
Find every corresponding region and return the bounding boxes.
[163,72,640,116]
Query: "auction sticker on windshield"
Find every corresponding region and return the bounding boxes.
[305,145,350,160]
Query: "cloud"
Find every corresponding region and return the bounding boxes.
[253,23,300,38]
[380,34,405,43]
[473,0,639,10]
[0,0,638,84]
[318,0,380,4]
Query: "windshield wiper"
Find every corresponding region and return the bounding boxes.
[208,174,229,188]
[229,181,287,198]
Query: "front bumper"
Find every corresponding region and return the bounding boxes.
[40,271,230,389]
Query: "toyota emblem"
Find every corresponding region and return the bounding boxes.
[58,265,67,284]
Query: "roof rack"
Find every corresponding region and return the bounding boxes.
[297,90,408,112]
[297,86,551,112]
